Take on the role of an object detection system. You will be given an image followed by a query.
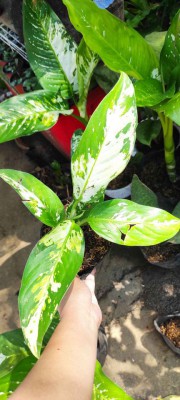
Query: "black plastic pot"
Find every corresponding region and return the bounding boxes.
[141,244,180,269]
[154,314,180,355]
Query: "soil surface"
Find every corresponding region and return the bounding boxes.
[160,318,180,348]
[141,243,180,265]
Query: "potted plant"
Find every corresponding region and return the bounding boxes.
[154,313,180,355]
[1,71,180,397]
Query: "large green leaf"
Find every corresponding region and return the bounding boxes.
[0,170,65,227]
[23,0,78,97]
[63,0,158,80]
[77,39,99,118]
[19,220,84,358]
[160,10,180,85]
[156,93,180,125]
[0,90,71,143]
[70,73,137,216]
[87,199,180,246]
[134,79,175,107]
[93,361,133,400]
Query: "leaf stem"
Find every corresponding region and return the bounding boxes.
[71,113,88,126]
[159,112,176,182]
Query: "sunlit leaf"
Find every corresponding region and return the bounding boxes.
[23,0,78,97]
[156,93,180,125]
[93,361,134,400]
[70,73,137,216]
[63,0,158,79]
[0,90,71,143]
[19,221,84,357]
[87,199,180,246]
[135,79,175,107]
[0,170,65,227]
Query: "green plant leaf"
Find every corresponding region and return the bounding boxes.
[19,220,84,358]
[23,0,78,97]
[169,202,180,244]
[0,170,65,227]
[63,0,158,79]
[134,79,175,107]
[0,356,36,399]
[131,175,159,207]
[156,93,180,125]
[77,39,99,118]
[93,361,134,400]
[87,199,180,246]
[70,73,137,216]
[0,315,59,397]
[71,129,83,157]
[94,64,119,93]
[160,10,180,85]
[136,119,161,146]
[0,330,30,379]
[145,31,167,59]
[0,90,71,143]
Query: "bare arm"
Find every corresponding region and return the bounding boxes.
[10,273,102,400]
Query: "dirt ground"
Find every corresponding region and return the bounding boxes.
[0,141,180,399]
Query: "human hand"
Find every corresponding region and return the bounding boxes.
[59,271,102,332]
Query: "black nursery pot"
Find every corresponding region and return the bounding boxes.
[141,243,180,269]
[154,314,180,355]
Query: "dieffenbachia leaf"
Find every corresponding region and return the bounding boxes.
[155,93,180,125]
[23,0,78,97]
[71,129,84,157]
[0,170,65,227]
[160,10,180,86]
[131,175,159,208]
[70,73,137,216]
[169,202,180,244]
[0,90,71,143]
[87,199,180,246]
[136,119,161,146]
[0,316,59,398]
[77,39,99,118]
[93,361,133,400]
[0,330,30,379]
[63,0,158,79]
[134,79,175,107]
[145,31,167,59]
[19,221,84,357]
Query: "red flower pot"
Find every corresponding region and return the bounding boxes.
[43,86,105,158]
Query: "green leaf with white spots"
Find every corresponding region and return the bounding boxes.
[0,330,30,379]
[77,39,99,118]
[0,170,65,227]
[70,73,137,216]
[71,129,84,157]
[160,10,180,86]
[87,199,180,246]
[155,93,180,125]
[0,90,71,143]
[63,0,158,80]
[93,361,133,400]
[0,356,36,399]
[0,315,59,398]
[23,0,78,97]
[19,221,84,358]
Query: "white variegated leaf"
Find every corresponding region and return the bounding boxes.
[70,73,137,216]
[19,221,84,358]
[0,170,65,227]
[23,0,78,97]
[87,199,180,246]
[77,39,99,118]
[0,90,71,143]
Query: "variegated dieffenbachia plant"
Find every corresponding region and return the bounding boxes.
[63,0,180,182]
[1,73,180,398]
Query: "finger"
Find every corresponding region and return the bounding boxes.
[85,271,95,295]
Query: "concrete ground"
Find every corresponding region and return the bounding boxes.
[0,141,180,399]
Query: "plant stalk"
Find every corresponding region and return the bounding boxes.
[158,112,176,182]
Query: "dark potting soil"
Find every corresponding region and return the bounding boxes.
[160,318,180,348]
